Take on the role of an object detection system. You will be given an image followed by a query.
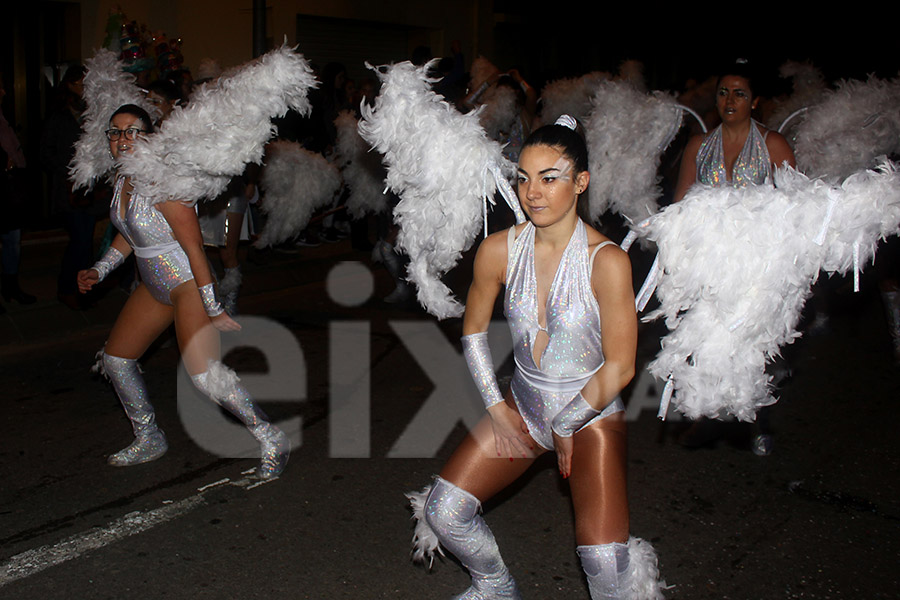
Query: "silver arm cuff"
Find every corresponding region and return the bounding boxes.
[551,393,600,438]
[198,283,224,317]
[461,331,505,409]
[91,247,125,282]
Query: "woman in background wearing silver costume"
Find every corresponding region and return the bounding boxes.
[673,59,795,202]
[672,60,796,456]
[77,104,289,479]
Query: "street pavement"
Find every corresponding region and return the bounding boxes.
[1,227,898,599]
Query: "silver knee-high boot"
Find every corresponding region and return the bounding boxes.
[578,538,666,600]
[409,477,521,600]
[191,360,289,479]
[101,352,168,466]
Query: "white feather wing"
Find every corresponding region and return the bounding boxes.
[120,45,318,205]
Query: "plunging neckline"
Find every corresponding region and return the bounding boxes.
[116,177,132,222]
[722,124,754,183]
[529,220,581,368]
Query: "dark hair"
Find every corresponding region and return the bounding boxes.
[110,104,155,134]
[716,58,758,97]
[147,79,180,103]
[521,119,589,174]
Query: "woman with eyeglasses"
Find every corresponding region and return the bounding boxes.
[76,104,289,478]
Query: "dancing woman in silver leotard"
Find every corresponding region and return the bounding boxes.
[409,117,664,599]
[77,104,288,479]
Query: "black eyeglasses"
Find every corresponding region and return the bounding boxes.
[105,127,146,141]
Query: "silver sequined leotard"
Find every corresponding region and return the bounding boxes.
[696,120,771,187]
[504,220,624,450]
[109,176,194,305]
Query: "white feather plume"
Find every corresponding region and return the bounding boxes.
[468,55,501,91]
[118,44,318,205]
[539,71,610,125]
[585,80,683,225]
[622,537,667,600]
[477,85,519,141]
[70,49,156,191]
[405,483,444,568]
[793,75,900,180]
[255,140,342,248]
[333,110,388,218]
[763,61,829,136]
[640,161,900,421]
[358,60,515,319]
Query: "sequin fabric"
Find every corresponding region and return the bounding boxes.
[577,543,630,599]
[504,221,623,450]
[192,366,290,479]
[109,176,193,304]
[424,478,522,599]
[696,120,771,188]
[102,352,168,466]
[462,332,505,408]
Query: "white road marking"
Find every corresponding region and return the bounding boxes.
[0,474,269,587]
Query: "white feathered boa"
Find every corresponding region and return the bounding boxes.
[254,140,342,248]
[792,75,900,181]
[584,79,683,226]
[358,60,525,320]
[634,161,900,421]
[333,110,388,219]
[72,44,318,206]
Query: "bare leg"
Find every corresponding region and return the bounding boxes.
[102,284,175,466]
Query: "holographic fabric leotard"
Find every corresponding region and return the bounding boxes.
[504,220,623,450]
[109,176,194,305]
[696,119,771,187]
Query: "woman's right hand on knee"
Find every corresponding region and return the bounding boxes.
[487,403,533,460]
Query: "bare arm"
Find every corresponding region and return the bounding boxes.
[156,200,214,288]
[766,131,797,171]
[582,245,638,409]
[462,229,507,335]
[156,200,240,331]
[462,226,534,458]
[672,134,703,202]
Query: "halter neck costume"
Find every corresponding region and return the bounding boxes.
[504,220,623,449]
[696,119,771,187]
[109,176,194,304]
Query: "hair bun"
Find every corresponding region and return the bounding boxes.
[554,114,578,131]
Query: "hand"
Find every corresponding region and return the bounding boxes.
[487,402,534,460]
[211,312,242,332]
[76,269,99,293]
[552,431,574,479]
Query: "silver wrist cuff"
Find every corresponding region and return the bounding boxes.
[198,283,225,317]
[461,332,504,409]
[551,393,600,438]
[91,247,125,282]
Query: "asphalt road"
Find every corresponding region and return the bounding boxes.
[1,230,898,599]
